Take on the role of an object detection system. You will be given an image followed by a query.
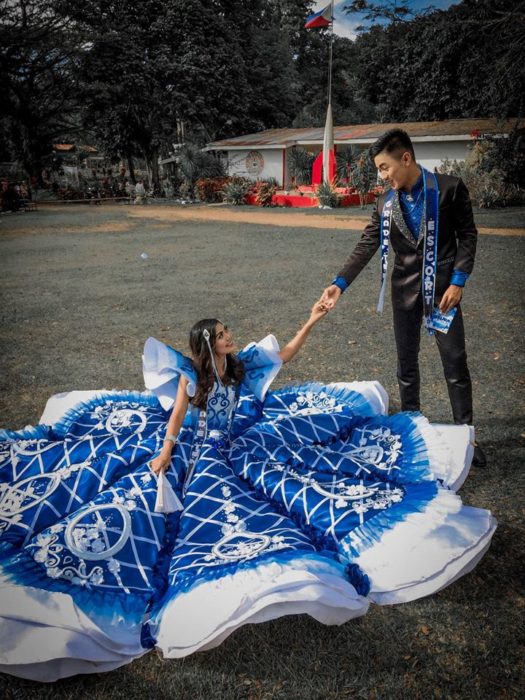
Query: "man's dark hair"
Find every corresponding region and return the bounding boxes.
[369,129,415,161]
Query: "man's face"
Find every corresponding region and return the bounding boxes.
[374,150,413,190]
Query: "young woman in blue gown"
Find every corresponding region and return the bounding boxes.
[0,304,496,681]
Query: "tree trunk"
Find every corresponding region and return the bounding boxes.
[148,147,160,189]
[127,154,136,184]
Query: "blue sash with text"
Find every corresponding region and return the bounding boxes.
[377,169,440,334]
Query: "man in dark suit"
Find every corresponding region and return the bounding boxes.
[321,128,486,467]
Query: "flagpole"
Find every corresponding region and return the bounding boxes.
[322,1,335,186]
[327,0,334,108]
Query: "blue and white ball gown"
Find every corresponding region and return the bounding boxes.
[0,335,496,681]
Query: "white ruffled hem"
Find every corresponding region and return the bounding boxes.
[152,556,368,658]
[429,423,475,491]
[0,619,141,681]
[39,389,108,425]
[0,581,145,681]
[350,489,496,605]
[328,380,389,416]
[410,415,474,491]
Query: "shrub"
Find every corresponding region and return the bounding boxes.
[439,159,508,208]
[252,179,279,206]
[351,155,377,206]
[440,125,525,208]
[468,167,507,208]
[336,146,360,187]
[477,123,525,189]
[223,177,252,205]
[196,177,230,203]
[287,147,315,186]
[316,181,339,208]
[504,184,525,206]
[57,185,83,200]
[177,145,225,197]
[178,181,195,201]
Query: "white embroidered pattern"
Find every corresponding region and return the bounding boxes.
[0,462,86,520]
[90,404,148,435]
[273,463,403,512]
[204,485,287,563]
[345,426,403,472]
[65,502,133,561]
[31,528,105,587]
[288,391,341,416]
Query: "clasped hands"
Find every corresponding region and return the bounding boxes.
[309,285,341,323]
[316,282,461,315]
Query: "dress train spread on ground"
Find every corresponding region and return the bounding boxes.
[0,336,496,681]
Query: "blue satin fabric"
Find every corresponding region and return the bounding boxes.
[0,342,442,647]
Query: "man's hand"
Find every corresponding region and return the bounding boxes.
[439,284,463,313]
[320,284,342,310]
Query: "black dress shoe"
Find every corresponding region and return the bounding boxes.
[472,443,487,468]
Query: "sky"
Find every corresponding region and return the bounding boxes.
[313,1,462,40]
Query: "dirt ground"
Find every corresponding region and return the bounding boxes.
[32,200,525,235]
[0,203,524,699]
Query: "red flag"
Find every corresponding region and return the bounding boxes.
[305,4,332,29]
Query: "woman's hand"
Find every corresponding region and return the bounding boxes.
[308,300,329,325]
[150,450,172,475]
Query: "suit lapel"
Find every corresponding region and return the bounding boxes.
[391,192,418,247]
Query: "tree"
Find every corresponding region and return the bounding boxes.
[346,0,525,120]
[0,0,80,184]
[57,0,260,183]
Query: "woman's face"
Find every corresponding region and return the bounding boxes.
[214,323,236,356]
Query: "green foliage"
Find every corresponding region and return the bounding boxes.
[351,155,377,205]
[476,124,525,188]
[439,158,508,209]
[0,0,81,183]
[177,145,225,197]
[1,0,522,183]
[336,146,361,186]
[287,148,315,186]
[440,123,525,208]
[253,179,279,206]
[349,0,525,121]
[467,168,508,209]
[195,177,230,203]
[223,177,252,205]
[316,181,339,208]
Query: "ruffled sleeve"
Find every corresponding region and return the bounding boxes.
[142,337,197,410]
[237,334,283,402]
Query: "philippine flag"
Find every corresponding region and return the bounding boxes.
[305,3,332,29]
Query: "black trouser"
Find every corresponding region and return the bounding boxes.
[393,295,473,424]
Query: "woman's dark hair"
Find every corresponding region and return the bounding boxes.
[189,318,245,410]
[369,128,415,161]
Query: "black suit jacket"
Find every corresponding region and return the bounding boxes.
[337,173,478,310]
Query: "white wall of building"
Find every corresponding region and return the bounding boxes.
[226,148,285,185]
[411,140,471,171]
[223,139,472,187]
